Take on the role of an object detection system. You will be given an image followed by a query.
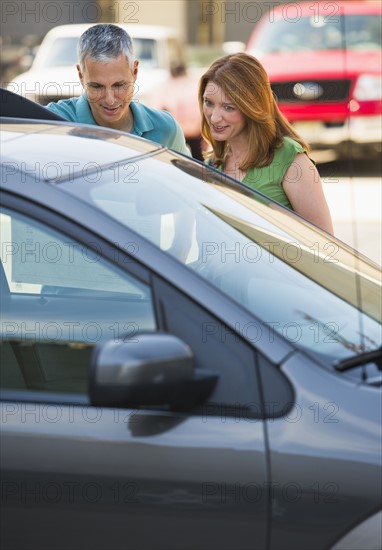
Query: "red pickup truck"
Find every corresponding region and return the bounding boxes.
[245,0,381,160]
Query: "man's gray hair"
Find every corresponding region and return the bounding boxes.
[78,24,135,69]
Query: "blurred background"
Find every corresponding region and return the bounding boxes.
[1,0,381,265]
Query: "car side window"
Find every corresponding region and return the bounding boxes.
[0,209,156,394]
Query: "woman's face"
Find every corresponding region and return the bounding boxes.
[202,81,247,143]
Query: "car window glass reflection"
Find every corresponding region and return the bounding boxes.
[254,15,381,54]
[71,155,381,364]
[0,209,156,394]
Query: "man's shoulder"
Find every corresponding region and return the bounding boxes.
[46,97,80,121]
[134,102,176,128]
[131,102,190,155]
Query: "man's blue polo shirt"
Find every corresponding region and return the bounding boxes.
[47,95,191,156]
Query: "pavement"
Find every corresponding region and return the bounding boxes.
[322,178,381,267]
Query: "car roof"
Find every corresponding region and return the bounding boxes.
[0,117,162,177]
[40,23,181,40]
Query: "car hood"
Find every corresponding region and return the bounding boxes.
[9,66,170,100]
[251,50,382,80]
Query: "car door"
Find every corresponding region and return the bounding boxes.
[0,201,269,550]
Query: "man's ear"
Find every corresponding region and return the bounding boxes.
[132,60,139,79]
[76,64,83,85]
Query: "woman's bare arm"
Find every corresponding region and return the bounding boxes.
[282,153,334,234]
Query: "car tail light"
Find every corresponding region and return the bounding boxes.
[353,75,382,101]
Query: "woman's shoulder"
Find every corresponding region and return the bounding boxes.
[272,136,307,164]
[281,136,306,154]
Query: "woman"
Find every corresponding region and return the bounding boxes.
[198,52,334,234]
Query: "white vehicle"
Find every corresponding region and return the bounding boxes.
[7,23,186,105]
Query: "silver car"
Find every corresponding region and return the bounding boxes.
[0,113,381,550]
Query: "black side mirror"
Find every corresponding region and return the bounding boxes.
[89,332,218,410]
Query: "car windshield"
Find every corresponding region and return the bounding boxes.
[253,15,381,53]
[58,146,381,366]
[35,36,159,68]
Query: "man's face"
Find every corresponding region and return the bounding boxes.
[77,54,139,131]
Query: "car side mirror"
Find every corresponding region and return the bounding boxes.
[89,333,218,410]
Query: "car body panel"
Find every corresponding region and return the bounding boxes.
[258,51,381,81]
[1,407,268,550]
[268,352,382,549]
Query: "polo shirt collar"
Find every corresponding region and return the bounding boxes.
[130,101,153,136]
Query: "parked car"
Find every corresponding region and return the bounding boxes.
[245,0,382,159]
[7,22,204,158]
[7,23,187,105]
[0,101,381,550]
[143,64,205,159]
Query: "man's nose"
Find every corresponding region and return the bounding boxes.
[104,87,116,104]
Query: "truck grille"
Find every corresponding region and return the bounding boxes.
[271,79,352,103]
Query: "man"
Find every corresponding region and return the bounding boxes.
[47,24,190,155]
